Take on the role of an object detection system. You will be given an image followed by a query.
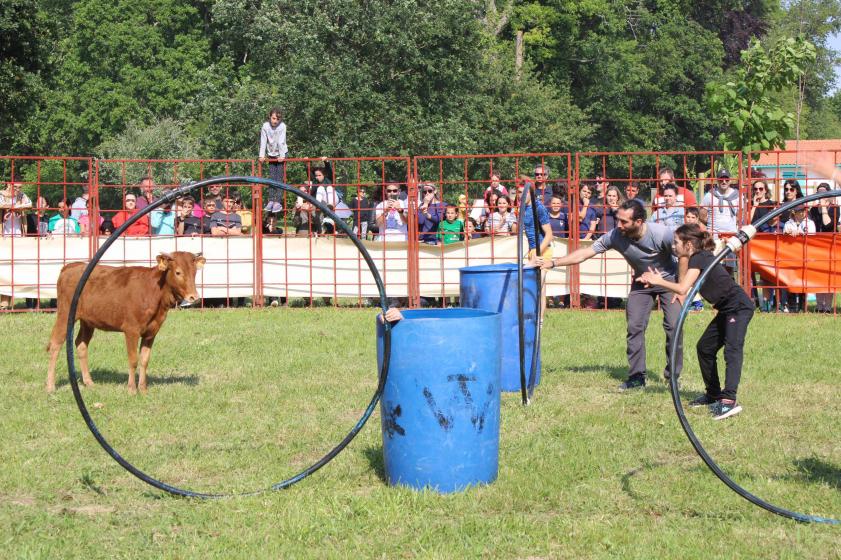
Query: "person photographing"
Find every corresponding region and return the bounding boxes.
[374,184,408,242]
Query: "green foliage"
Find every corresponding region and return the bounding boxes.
[707,35,817,157]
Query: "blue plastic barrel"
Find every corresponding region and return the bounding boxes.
[377,308,502,493]
[459,263,541,392]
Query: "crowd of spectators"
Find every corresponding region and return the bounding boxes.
[2,159,840,312]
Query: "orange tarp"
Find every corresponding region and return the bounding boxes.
[748,233,841,293]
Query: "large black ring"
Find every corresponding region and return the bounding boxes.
[668,188,840,524]
[516,182,543,405]
[65,176,393,498]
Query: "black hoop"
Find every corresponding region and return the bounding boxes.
[65,176,393,498]
[668,188,840,524]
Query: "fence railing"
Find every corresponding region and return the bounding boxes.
[1,151,839,313]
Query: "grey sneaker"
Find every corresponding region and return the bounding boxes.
[711,400,742,420]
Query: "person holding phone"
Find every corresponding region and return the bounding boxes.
[374,184,408,242]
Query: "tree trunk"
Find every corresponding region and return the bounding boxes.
[515,30,523,81]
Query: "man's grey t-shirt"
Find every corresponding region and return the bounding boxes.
[591,222,677,281]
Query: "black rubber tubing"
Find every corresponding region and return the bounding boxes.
[64,176,393,498]
[516,182,543,405]
[667,188,840,524]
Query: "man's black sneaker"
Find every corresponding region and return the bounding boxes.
[711,400,742,420]
[688,394,718,408]
[618,377,646,391]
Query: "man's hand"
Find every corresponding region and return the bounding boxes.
[671,293,686,306]
[534,256,553,270]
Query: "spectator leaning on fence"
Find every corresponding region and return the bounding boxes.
[374,184,408,242]
[151,202,177,235]
[547,195,568,239]
[1,181,32,237]
[349,186,374,239]
[648,184,684,227]
[70,184,89,221]
[437,204,464,245]
[810,183,838,313]
[577,184,599,240]
[176,196,202,235]
[418,182,445,244]
[135,176,158,210]
[536,199,684,391]
[112,193,150,236]
[487,194,515,235]
[211,194,243,236]
[48,199,80,235]
[656,167,697,211]
[601,186,626,232]
[778,179,804,224]
[701,169,740,238]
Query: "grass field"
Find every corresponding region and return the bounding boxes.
[1,307,839,559]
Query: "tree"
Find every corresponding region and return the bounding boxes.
[706,35,817,156]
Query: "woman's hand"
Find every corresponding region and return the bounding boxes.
[637,266,665,287]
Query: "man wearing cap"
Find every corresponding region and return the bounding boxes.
[701,169,740,238]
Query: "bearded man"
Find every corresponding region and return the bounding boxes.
[535,199,685,390]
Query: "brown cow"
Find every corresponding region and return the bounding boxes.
[46,251,206,394]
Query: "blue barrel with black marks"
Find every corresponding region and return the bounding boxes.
[377,308,502,493]
[459,263,541,392]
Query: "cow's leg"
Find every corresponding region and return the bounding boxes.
[124,332,140,394]
[137,336,156,395]
[46,311,69,393]
[75,322,95,387]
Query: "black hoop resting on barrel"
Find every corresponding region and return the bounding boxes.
[668,188,840,524]
[65,176,393,498]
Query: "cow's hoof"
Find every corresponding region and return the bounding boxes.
[83,379,95,388]
[46,384,56,394]
[138,384,148,395]
[128,385,137,395]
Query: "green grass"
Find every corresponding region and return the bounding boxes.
[1,308,839,559]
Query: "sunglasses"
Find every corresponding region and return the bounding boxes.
[386,189,399,194]
[784,187,796,191]
[535,173,547,177]
[423,189,434,193]
[753,187,765,191]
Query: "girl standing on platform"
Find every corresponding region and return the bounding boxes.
[259,107,288,214]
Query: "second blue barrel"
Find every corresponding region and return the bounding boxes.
[459,263,541,392]
[377,308,502,493]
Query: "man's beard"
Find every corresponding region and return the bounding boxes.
[620,223,643,240]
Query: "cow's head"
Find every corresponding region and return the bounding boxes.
[157,252,205,305]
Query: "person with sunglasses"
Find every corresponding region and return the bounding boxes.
[374,184,408,242]
[778,179,804,224]
[748,180,778,311]
[417,183,445,244]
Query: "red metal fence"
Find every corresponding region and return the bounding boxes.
[1,151,839,313]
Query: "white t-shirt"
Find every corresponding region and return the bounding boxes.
[783,217,816,236]
[701,189,740,236]
[316,185,341,208]
[374,199,408,241]
[3,213,25,236]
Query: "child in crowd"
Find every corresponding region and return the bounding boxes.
[259,107,288,214]
[437,204,464,245]
[638,223,753,420]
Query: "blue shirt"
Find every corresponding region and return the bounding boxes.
[578,205,599,239]
[548,210,568,239]
[521,200,551,250]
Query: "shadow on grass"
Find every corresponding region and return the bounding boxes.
[55,368,199,388]
[364,444,386,483]
[566,364,629,380]
[789,457,841,490]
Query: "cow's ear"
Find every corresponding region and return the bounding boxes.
[194,254,206,269]
[156,253,173,271]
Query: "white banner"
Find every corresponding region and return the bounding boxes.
[1,236,633,299]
